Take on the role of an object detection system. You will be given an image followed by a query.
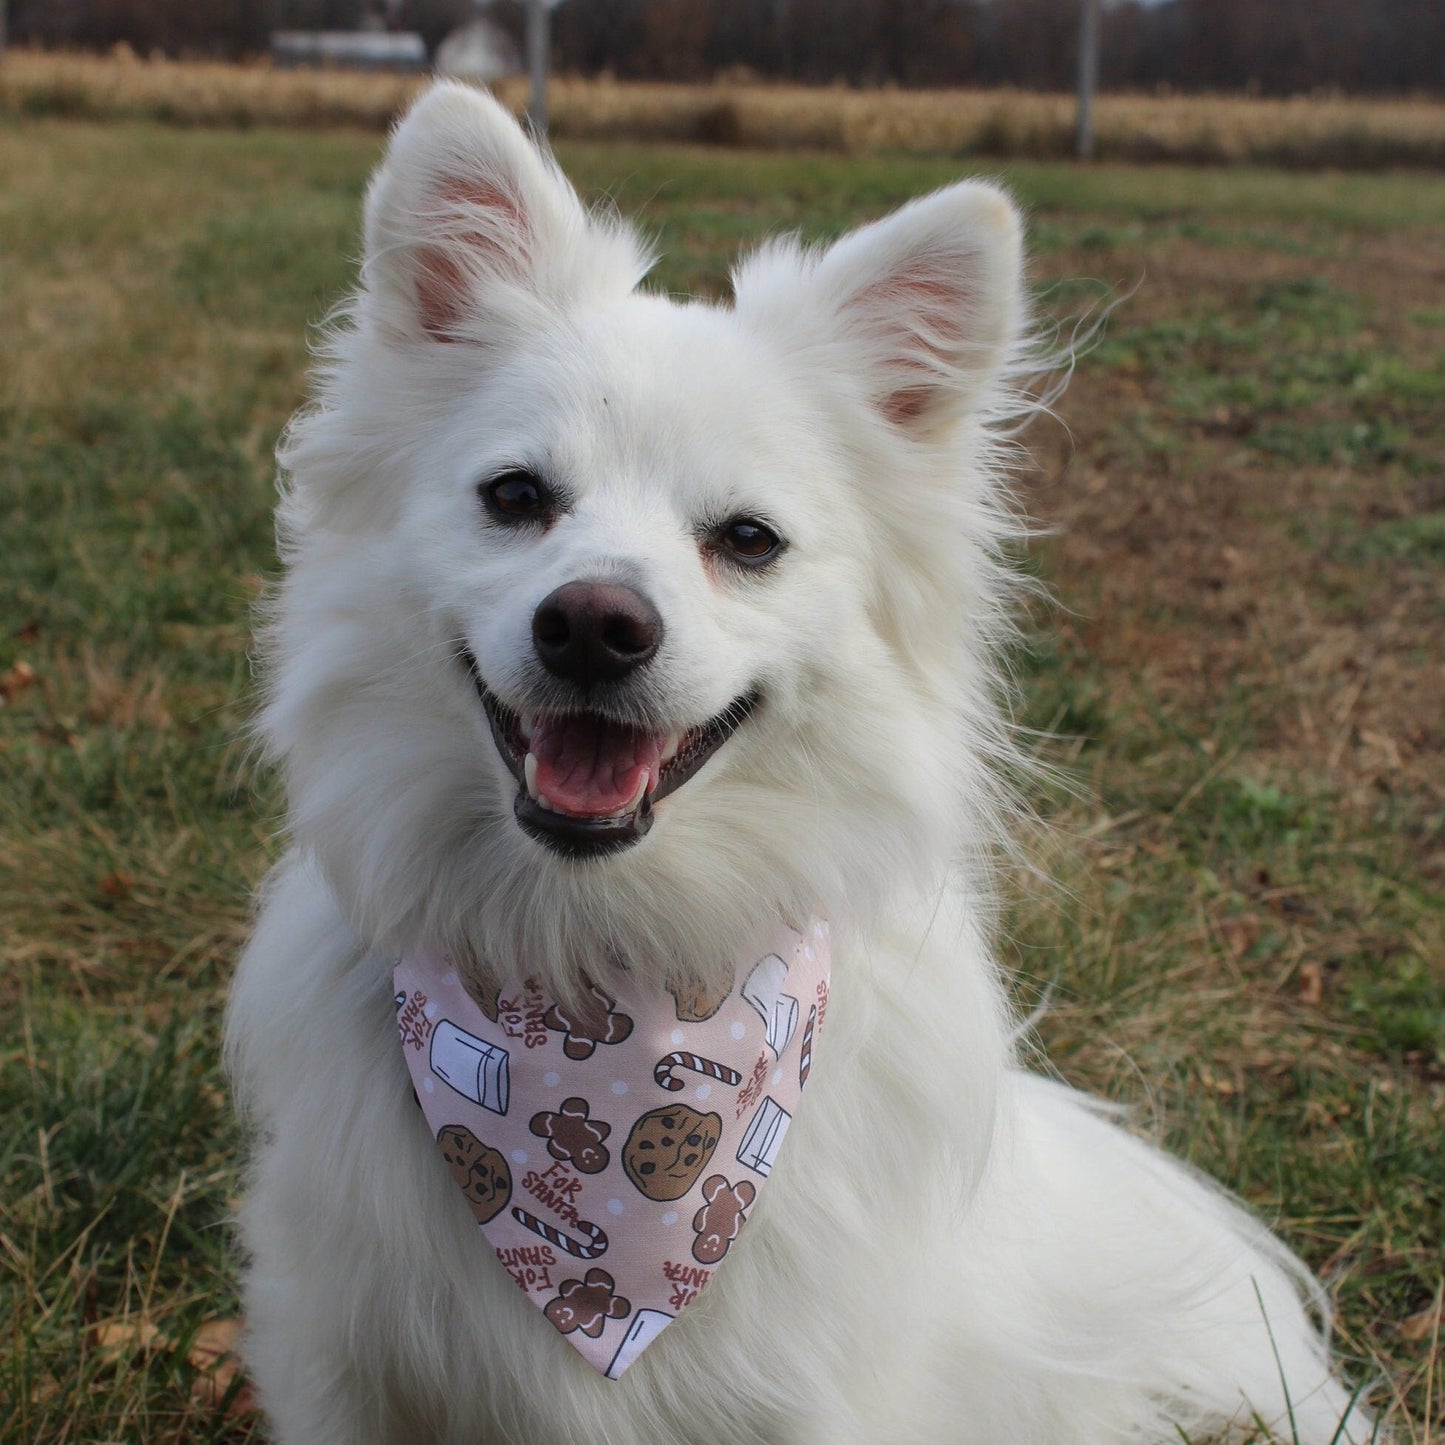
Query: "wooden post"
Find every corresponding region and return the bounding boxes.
[526,0,550,136]
[1076,0,1100,161]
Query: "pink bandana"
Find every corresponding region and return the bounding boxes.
[393,919,831,1378]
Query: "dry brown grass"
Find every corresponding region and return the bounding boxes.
[4,48,1445,167]
[0,47,431,129]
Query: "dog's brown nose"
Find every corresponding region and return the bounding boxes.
[532,581,663,686]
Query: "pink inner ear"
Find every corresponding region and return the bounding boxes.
[855,268,975,427]
[415,176,529,341]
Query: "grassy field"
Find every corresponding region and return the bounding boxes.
[5,48,1445,168]
[1,114,1442,1442]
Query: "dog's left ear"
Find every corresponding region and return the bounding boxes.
[360,81,648,343]
[734,183,1024,438]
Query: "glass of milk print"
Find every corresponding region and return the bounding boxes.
[430,1020,511,1115]
[741,954,800,1058]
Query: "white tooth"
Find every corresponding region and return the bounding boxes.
[661,733,681,763]
[538,791,558,813]
[524,752,540,801]
[626,769,649,812]
[520,711,536,741]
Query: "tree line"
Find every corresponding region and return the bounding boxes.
[10,0,1443,96]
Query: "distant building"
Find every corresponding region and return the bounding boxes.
[435,18,522,84]
[270,31,429,72]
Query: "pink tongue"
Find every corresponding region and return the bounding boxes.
[530,715,666,818]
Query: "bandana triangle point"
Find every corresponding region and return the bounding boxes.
[394,918,831,1376]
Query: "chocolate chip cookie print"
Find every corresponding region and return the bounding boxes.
[436,1124,512,1225]
[621,1104,723,1201]
[668,976,731,1023]
[394,916,831,1377]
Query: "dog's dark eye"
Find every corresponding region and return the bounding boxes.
[715,516,785,568]
[481,469,551,525]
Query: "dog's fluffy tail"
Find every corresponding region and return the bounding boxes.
[968,1075,1379,1444]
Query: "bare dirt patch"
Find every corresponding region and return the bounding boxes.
[1027,231,1445,825]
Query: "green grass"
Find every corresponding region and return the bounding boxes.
[2,118,1442,1441]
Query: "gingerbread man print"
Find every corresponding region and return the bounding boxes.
[542,980,634,1060]
[529,1097,612,1174]
[691,1174,756,1264]
[544,1269,631,1338]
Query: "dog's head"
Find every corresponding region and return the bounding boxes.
[264,83,1027,984]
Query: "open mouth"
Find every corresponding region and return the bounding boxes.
[459,649,758,858]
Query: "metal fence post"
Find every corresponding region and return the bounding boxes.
[1076,0,1100,160]
[527,0,550,135]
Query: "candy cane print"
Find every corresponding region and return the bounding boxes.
[511,1207,609,1260]
[653,1051,743,1093]
[798,1005,817,1088]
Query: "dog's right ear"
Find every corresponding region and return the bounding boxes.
[361,82,647,342]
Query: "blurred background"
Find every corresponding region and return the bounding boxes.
[1,4,1441,1442]
[3,0,1445,161]
[6,0,1445,95]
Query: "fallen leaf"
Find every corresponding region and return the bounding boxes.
[93,1319,163,1365]
[188,1317,256,1417]
[1358,728,1403,770]
[1297,961,1324,1007]
[1400,1301,1443,1343]
[1198,1067,1238,1098]
[0,660,37,702]
[1216,915,1260,958]
[188,1317,242,1370]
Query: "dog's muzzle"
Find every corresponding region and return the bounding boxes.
[458,647,758,859]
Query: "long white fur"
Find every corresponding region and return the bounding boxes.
[228,82,1374,1444]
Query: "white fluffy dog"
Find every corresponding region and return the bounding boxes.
[227,82,1372,1444]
